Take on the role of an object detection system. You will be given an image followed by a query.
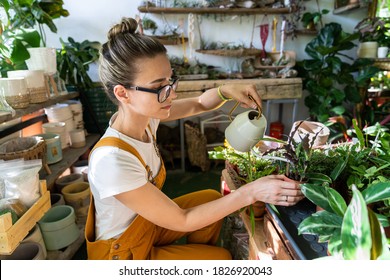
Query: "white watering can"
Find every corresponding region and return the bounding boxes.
[225,97,267,153]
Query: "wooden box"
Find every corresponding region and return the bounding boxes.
[0,180,51,254]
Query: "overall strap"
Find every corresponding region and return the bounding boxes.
[91,137,147,168]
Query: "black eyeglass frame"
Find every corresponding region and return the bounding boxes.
[127,76,180,103]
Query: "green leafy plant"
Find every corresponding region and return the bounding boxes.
[298,183,390,259]
[56,37,100,89]
[0,0,69,74]
[209,142,279,235]
[301,9,329,30]
[296,22,381,138]
[355,17,390,45]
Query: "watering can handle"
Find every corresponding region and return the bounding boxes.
[228,95,262,122]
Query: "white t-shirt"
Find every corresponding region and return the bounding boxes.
[88,113,161,240]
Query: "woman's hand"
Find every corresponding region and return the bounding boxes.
[219,83,262,110]
[241,174,305,207]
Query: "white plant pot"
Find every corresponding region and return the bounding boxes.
[357,42,378,58]
[7,70,49,103]
[377,46,389,58]
[0,77,30,109]
[25,47,57,75]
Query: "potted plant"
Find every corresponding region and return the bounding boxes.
[209,141,280,234]
[298,182,390,259]
[296,22,381,140]
[0,0,69,75]
[300,9,329,31]
[355,17,389,58]
[56,37,100,91]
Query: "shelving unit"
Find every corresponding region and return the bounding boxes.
[41,133,99,191]
[138,6,292,15]
[0,92,79,124]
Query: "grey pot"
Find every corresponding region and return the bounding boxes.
[0,242,45,260]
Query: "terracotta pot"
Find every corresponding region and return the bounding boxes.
[246,201,266,218]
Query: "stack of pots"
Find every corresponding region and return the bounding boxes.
[64,100,84,130]
[44,103,74,148]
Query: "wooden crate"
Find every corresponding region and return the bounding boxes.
[0,180,51,254]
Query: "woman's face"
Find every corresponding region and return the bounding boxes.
[128,54,177,120]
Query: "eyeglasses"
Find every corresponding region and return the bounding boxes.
[128,76,180,103]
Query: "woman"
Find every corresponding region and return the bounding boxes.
[86,17,304,260]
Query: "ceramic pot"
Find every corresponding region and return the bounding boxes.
[34,133,62,164]
[55,173,84,193]
[50,193,65,207]
[0,242,45,260]
[22,225,47,259]
[38,205,80,251]
[357,42,378,58]
[7,70,48,103]
[0,77,30,109]
[25,47,57,75]
[61,182,90,225]
[225,110,267,152]
[377,46,389,58]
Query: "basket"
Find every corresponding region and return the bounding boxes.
[184,122,210,172]
[0,136,51,174]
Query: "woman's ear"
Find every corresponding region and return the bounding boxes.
[113,85,131,103]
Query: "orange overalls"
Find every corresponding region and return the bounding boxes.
[85,136,231,260]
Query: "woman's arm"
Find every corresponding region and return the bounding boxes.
[163,83,262,122]
[115,174,304,232]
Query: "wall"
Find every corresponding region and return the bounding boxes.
[44,0,368,132]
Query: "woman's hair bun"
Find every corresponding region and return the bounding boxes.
[107,17,138,40]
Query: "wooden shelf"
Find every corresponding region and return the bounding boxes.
[138,6,291,15]
[333,3,362,14]
[0,92,79,123]
[40,133,100,191]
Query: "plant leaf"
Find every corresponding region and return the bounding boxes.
[352,119,365,149]
[341,185,371,260]
[301,183,334,213]
[298,211,342,236]
[327,230,342,256]
[327,187,347,216]
[368,208,384,260]
[330,153,349,181]
[362,181,390,204]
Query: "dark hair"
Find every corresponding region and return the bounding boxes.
[99,17,167,105]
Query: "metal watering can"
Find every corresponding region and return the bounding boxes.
[225,96,267,153]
